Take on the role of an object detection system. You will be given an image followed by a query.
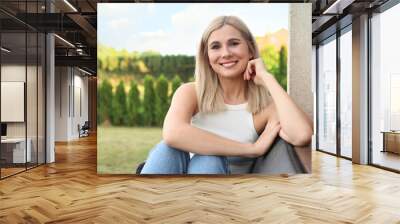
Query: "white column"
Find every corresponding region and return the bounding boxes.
[45,1,55,163]
[288,4,313,121]
[352,14,369,164]
[312,45,317,150]
[46,33,55,163]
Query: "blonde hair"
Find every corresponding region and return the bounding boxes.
[195,15,271,114]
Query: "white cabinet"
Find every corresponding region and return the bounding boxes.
[1,138,32,163]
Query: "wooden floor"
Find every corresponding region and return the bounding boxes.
[1,135,400,223]
[373,150,400,171]
[0,167,26,177]
[1,163,45,178]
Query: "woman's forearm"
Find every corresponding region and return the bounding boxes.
[163,124,256,157]
[261,74,313,146]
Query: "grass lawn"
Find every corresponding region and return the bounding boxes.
[97,126,162,174]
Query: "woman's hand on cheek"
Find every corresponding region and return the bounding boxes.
[243,58,273,86]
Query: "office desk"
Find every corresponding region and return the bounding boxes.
[381,131,400,154]
[1,138,31,163]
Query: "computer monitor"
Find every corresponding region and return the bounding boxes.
[1,123,7,137]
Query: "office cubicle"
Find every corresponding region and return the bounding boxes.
[0,1,46,179]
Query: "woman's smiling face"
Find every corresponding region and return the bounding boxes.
[207,25,253,79]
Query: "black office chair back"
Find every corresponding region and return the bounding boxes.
[82,121,90,130]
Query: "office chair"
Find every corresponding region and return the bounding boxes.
[79,121,90,138]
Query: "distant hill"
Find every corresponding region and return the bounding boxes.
[255,28,288,51]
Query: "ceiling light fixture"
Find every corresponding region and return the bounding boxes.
[322,0,354,15]
[78,67,93,76]
[76,48,85,55]
[54,34,75,48]
[63,0,78,12]
[1,47,11,53]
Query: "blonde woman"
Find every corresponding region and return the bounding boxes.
[140,16,312,174]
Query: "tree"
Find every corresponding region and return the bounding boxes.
[107,49,119,73]
[97,88,105,124]
[260,45,279,76]
[127,80,141,126]
[170,75,182,101]
[97,44,196,81]
[260,45,287,90]
[111,81,128,126]
[143,75,156,126]
[137,60,149,74]
[120,56,131,73]
[155,75,169,126]
[98,79,113,125]
[278,46,287,90]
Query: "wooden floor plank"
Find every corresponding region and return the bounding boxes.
[0,135,399,223]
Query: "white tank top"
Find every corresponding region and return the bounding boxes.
[190,102,259,164]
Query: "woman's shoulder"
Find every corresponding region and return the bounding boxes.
[178,82,195,91]
[175,82,197,99]
[173,82,198,114]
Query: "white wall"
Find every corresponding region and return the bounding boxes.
[55,67,69,141]
[72,73,89,137]
[1,65,26,81]
[55,67,89,141]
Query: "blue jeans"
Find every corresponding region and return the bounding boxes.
[140,141,230,174]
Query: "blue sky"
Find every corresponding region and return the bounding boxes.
[98,3,288,56]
